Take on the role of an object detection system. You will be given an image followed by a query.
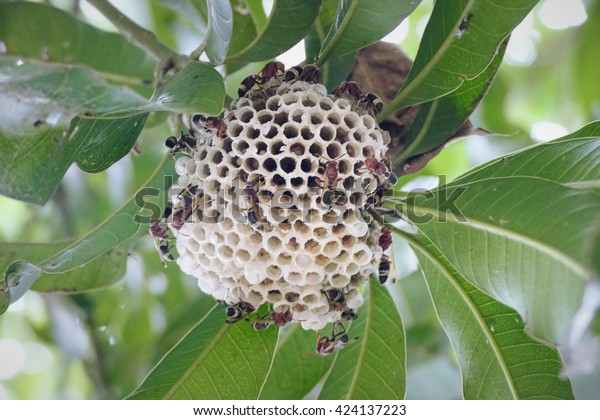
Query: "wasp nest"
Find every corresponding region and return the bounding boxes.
[158,64,395,332]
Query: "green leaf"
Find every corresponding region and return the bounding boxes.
[127,305,278,399]
[407,231,574,399]
[74,113,149,173]
[0,240,128,293]
[0,155,175,314]
[0,2,155,96]
[398,39,507,160]
[574,2,600,116]
[226,0,321,63]
[399,176,600,345]
[246,0,268,29]
[453,121,600,191]
[305,0,339,63]
[149,61,225,114]
[382,0,539,116]
[204,0,233,65]
[226,3,258,58]
[0,56,147,204]
[2,261,42,305]
[319,279,406,399]
[0,58,222,204]
[316,0,420,66]
[305,0,357,92]
[259,324,332,399]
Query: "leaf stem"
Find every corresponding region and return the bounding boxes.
[189,23,211,62]
[86,0,178,62]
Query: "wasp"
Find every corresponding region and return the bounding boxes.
[378,254,391,285]
[238,74,260,97]
[364,92,384,116]
[170,185,201,230]
[362,156,391,178]
[191,113,229,139]
[315,154,346,190]
[165,131,197,154]
[238,61,286,97]
[455,13,473,39]
[378,227,396,284]
[225,301,256,323]
[334,81,383,116]
[314,323,358,356]
[158,243,176,264]
[341,309,357,321]
[379,228,393,252]
[334,81,364,101]
[324,288,346,311]
[285,64,320,83]
[241,174,266,231]
[360,156,397,189]
[149,217,175,266]
[272,309,293,327]
[258,61,285,83]
[247,314,273,331]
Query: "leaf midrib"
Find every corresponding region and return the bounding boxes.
[409,202,588,279]
[38,154,172,273]
[163,306,229,399]
[382,0,475,117]
[317,0,360,65]
[344,279,372,398]
[406,232,519,399]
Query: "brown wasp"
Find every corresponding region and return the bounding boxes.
[225,301,256,324]
[377,228,396,284]
[285,64,320,83]
[334,81,364,101]
[324,288,346,311]
[191,113,229,139]
[241,173,266,231]
[165,131,197,154]
[238,61,285,97]
[313,322,358,356]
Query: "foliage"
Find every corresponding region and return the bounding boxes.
[0,0,599,400]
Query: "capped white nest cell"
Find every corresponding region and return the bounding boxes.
[155,63,396,339]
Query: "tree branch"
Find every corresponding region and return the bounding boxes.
[86,0,178,62]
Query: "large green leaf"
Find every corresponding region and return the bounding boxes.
[127,305,278,399]
[382,0,539,117]
[0,240,128,293]
[400,177,600,345]
[226,0,321,63]
[405,230,573,399]
[318,279,406,399]
[259,324,332,399]
[315,0,420,66]
[453,121,600,191]
[0,58,223,204]
[203,0,233,65]
[0,2,155,96]
[149,61,225,114]
[397,39,507,161]
[0,56,147,203]
[0,155,175,314]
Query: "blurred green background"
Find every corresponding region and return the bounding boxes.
[0,0,598,399]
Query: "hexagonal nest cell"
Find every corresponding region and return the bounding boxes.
[158,64,395,332]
